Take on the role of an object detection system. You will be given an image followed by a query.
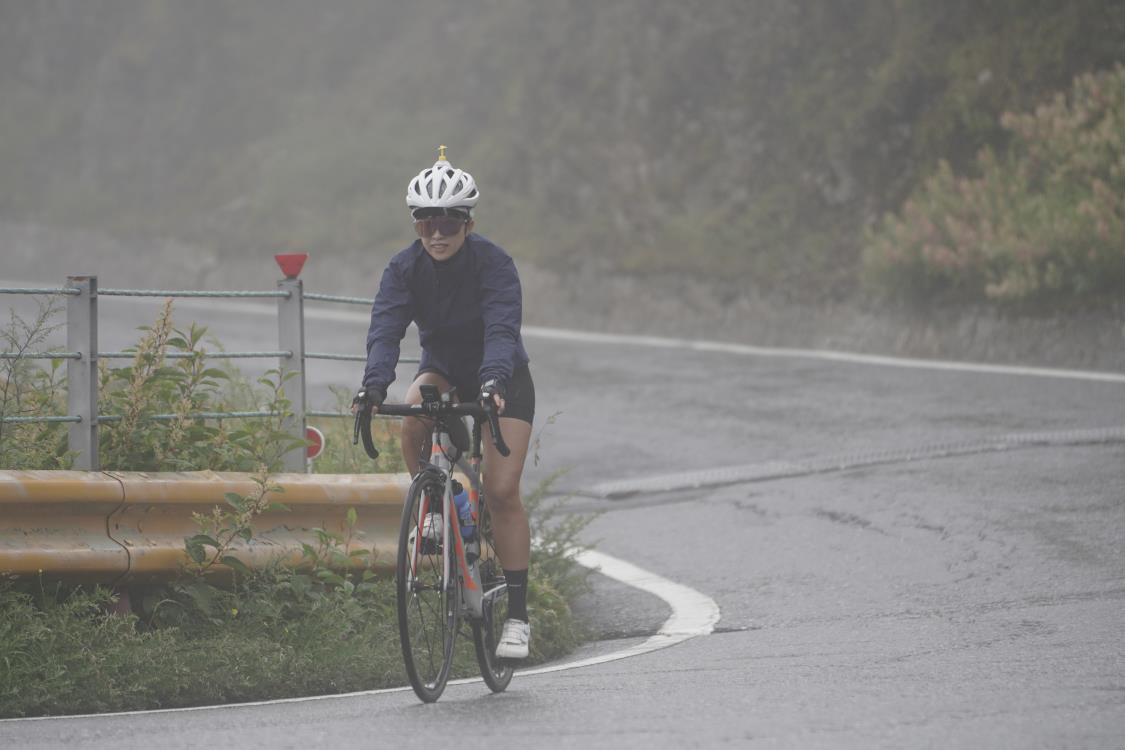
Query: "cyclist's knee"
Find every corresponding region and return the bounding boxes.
[485,475,523,512]
[401,415,428,440]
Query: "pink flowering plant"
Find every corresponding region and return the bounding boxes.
[863,64,1125,308]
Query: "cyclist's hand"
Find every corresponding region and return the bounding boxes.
[351,388,380,415]
[478,379,506,416]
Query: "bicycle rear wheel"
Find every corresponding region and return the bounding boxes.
[396,473,458,703]
[472,495,514,692]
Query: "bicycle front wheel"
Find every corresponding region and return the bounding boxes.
[396,473,458,703]
[472,495,514,692]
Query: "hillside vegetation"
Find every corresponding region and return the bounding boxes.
[864,64,1125,308]
[1,1,1122,305]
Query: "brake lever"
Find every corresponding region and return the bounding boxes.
[352,403,380,460]
[484,403,511,458]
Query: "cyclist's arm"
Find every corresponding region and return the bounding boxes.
[363,260,413,402]
[477,250,522,392]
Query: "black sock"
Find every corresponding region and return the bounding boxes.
[504,568,529,623]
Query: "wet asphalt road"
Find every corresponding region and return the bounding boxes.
[2,292,1124,748]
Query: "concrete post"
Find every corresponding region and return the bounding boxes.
[277,277,307,472]
[66,276,99,470]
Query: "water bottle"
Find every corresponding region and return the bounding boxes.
[452,480,475,541]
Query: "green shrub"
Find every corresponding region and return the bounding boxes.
[0,470,593,718]
[0,299,306,471]
[97,300,304,472]
[0,577,404,717]
[0,299,71,469]
[307,387,405,475]
[863,64,1125,308]
[0,479,592,717]
[1,304,594,717]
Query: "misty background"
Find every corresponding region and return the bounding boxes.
[2,1,1123,365]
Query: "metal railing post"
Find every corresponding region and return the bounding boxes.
[66,276,99,470]
[277,277,307,472]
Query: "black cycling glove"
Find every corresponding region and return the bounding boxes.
[352,387,382,412]
[478,378,506,406]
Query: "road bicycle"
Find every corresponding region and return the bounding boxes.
[354,384,514,702]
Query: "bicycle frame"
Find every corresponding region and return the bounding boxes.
[424,426,483,619]
[411,405,499,621]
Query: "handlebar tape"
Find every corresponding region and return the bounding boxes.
[352,402,509,460]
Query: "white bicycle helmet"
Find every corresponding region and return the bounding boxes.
[406,145,480,216]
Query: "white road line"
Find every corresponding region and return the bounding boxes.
[113,299,1125,383]
[514,548,721,677]
[521,326,1125,383]
[0,547,721,723]
[5,278,1123,381]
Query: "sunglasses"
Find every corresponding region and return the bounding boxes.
[414,216,468,237]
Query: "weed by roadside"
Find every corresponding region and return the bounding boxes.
[0,302,594,717]
[0,473,592,718]
[0,577,403,716]
[1,299,307,471]
[0,298,71,469]
[307,386,405,475]
[525,472,598,661]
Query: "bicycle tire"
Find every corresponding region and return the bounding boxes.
[472,494,514,692]
[396,472,458,703]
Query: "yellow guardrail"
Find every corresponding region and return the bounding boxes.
[0,471,129,582]
[0,470,419,584]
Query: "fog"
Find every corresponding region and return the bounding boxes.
[2,1,1121,365]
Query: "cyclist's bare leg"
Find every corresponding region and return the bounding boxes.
[482,417,533,570]
[401,371,452,476]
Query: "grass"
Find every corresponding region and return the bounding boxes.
[0,579,402,715]
[0,474,592,719]
[306,386,408,475]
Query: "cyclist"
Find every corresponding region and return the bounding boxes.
[354,147,534,660]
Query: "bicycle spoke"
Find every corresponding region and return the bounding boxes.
[397,478,458,702]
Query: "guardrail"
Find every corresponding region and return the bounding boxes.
[0,469,413,583]
[0,255,414,472]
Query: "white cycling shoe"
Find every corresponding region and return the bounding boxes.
[408,513,442,554]
[495,619,531,660]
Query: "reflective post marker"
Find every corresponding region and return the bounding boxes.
[277,261,308,472]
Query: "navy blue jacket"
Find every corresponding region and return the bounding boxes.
[362,234,530,401]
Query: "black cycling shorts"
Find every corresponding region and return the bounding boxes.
[414,364,535,425]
